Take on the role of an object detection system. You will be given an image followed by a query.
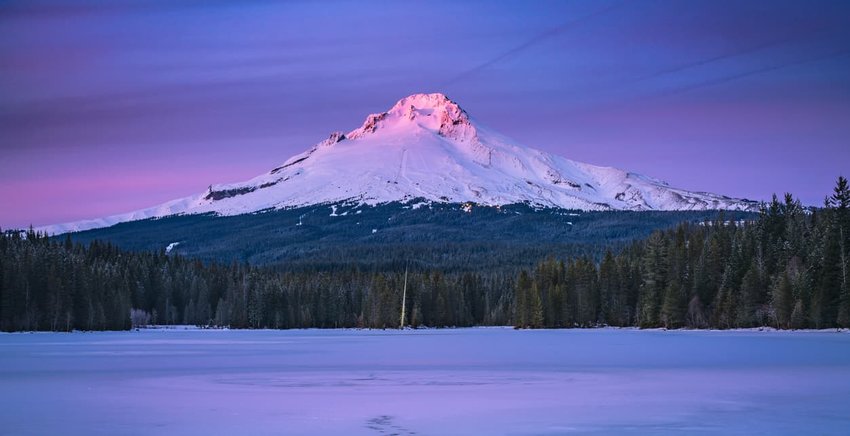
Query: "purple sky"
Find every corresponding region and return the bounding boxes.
[2,0,849,228]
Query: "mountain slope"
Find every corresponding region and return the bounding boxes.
[59,202,756,271]
[41,93,757,234]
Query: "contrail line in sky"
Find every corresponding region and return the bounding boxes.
[440,1,625,87]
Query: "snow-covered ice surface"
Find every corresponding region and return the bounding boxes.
[2,328,849,435]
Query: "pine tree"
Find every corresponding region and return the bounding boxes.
[639,232,667,327]
[686,294,708,328]
[828,176,850,210]
[737,261,764,327]
[828,176,849,327]
[813,220,841,328]
[713,265,737,329]
[514,270,532,328]
[598,251,621,326]
[529,282,544,328]
[661,227,688,329]
[661,279,686,329]
[771,272,795,329]
[572,258,598,327]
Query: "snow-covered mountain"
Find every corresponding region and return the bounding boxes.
[41,93,757,234]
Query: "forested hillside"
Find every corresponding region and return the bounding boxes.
[62,202,753,272]
[2,178,847,332]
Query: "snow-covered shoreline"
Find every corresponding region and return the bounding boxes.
[3,325,847,334]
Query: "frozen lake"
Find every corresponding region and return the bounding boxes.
[2,328,849,435]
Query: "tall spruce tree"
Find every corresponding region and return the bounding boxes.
[639,232,667,327]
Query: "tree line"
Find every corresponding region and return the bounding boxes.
[516,177,850,329]
[1,177,847,331]
[0,231,514,331]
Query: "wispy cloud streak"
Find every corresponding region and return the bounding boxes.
[440,1,625,87]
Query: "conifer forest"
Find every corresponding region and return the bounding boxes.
[2,177,847,332]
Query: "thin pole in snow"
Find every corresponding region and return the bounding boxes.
[400,261,408,329]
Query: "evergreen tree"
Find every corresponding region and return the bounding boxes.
[598,251,622,326]
[661,280,686,329]
[737,260,764,327]
[771,272,794,329]
[529,282,544,328]
[514,270,532,328]
[828,176,849,327]
[638,232,667,327]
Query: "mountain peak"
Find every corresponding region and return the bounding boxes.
[388,93,462,113]
[348,93,476,141]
